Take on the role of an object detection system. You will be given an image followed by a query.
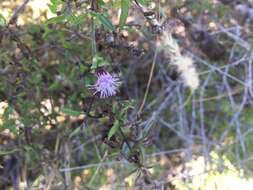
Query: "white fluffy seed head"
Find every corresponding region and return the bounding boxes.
[172,56,199,91]
[161,33,199,91]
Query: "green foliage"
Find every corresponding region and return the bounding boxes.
[0,149,18,156]
[119,0,131,28]
[48,0,63,14]
[91,55,110,70]
[1,106,17,135]
[216,4,230,18]
[189,0,230,21]
[45,15,66,25]
[137,0,151,5]
[61,108,83,117]
[67,14,87,27]
[108,100,135,140]
[96,13,115,31]
[1,0,253,189]
[108,119,120,140]
[0,13,6,26]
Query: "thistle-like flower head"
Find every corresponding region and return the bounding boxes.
[91,70,121,98]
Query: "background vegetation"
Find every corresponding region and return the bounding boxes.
[1,0,253,189]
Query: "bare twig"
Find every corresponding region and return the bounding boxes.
[8,0,30,25]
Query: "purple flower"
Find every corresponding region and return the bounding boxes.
[90,71,121,98]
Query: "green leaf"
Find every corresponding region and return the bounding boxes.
[1,106,17,135]
[108,120,120,140]
[97,14,115,31]
[67,14,86,26]
[45,15,66,25]
[91,55,110,70]
[98,0,106,6]
[48,0,62,14]
[137,0,150,5]
[48,81,60,91]
[0,149,18,156]
[121,142,131,155]
[119,0,131,27]
[0,13,6,26]
[61,108,83,117]
[2,119,17,135]
[69,127,81,138]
